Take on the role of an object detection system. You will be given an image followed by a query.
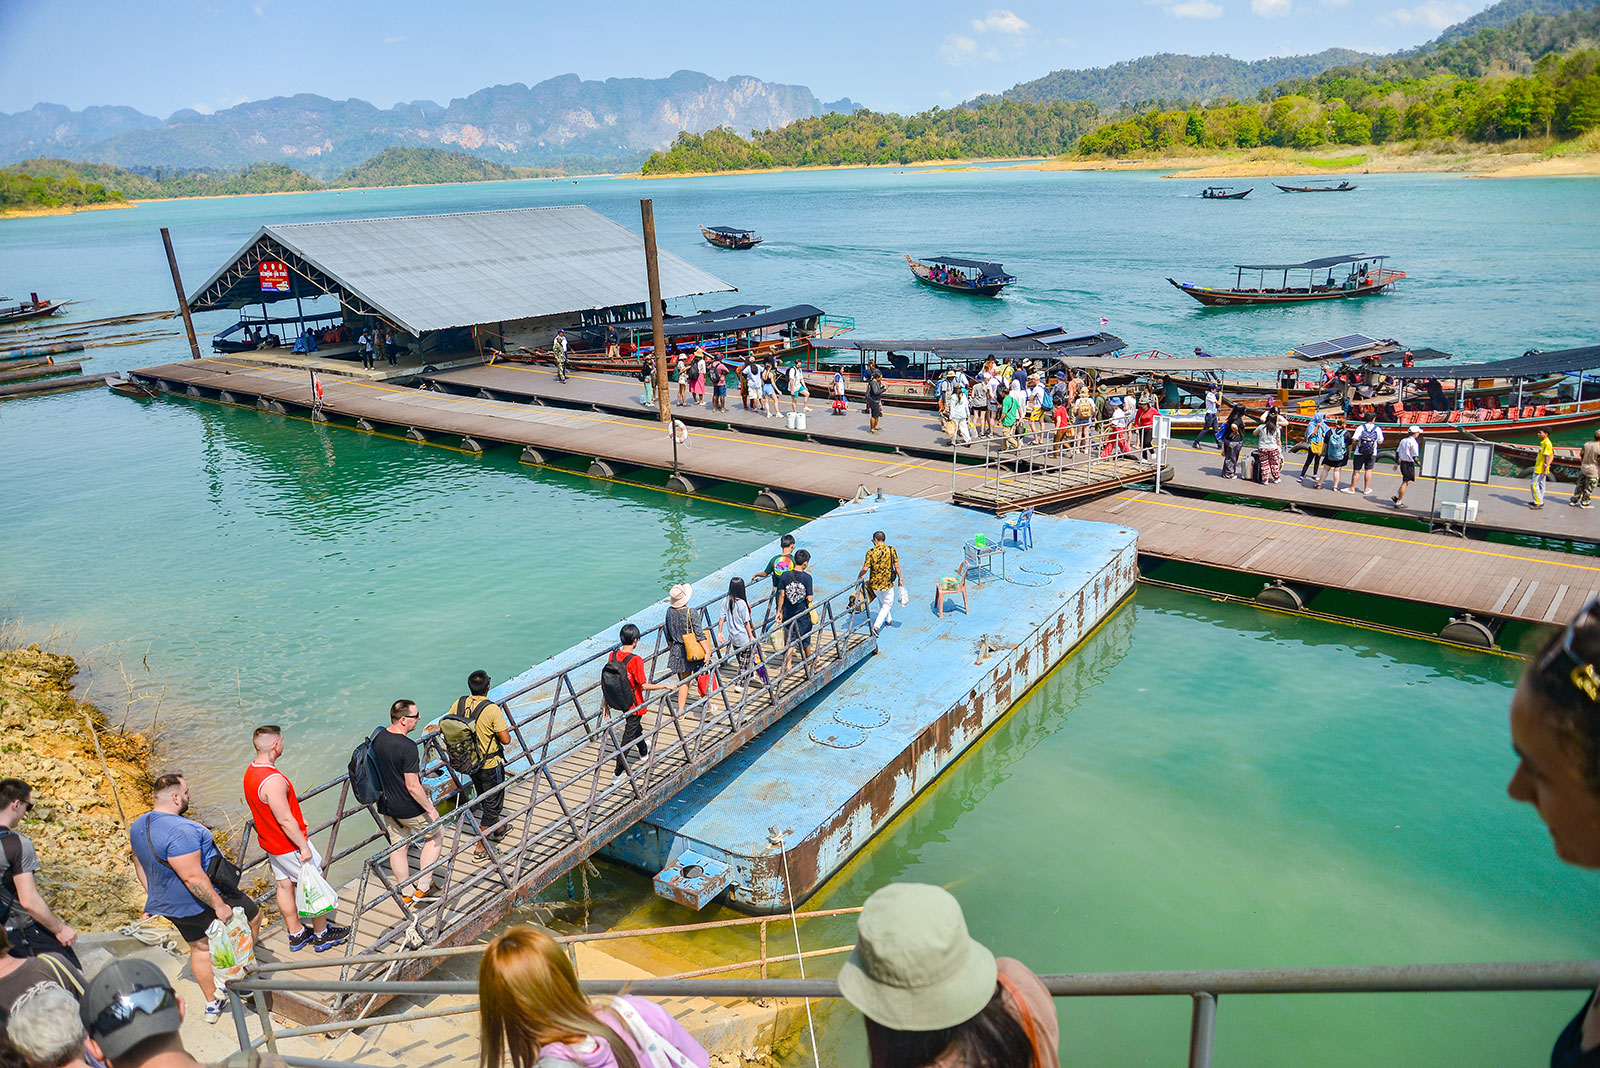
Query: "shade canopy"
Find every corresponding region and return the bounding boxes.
[188,205,736,336]
[609,304,769,331]
[657,304,822,339]
[1379,344,1600,380]
[920,256,1009,274]
[841,328,1125,356]
[1233,254,1386,271]
[702,226,757,236]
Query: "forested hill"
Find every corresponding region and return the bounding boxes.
[335,147,520,187]
[640,100,1099,173]
[1431,0,1598,44]
[984,50,1374,110]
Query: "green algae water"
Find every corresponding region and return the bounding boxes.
[2,167,1597,1066]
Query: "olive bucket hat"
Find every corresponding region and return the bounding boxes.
[836,883,997,1031]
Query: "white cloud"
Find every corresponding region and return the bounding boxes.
[383,34,406,45]
[971,9,1030,34]
[1167,0,1224,17]
[940,34,981,64]
[1251,0,1292,15]
[1379,0,1469,27]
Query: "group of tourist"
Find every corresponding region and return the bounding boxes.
[357,326,401,371]
[930,360,1161,460]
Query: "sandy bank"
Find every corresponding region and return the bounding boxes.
[1019,144,1600,179]
[0,644,154,930]
[0,201,135,221]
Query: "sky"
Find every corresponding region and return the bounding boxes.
[0,0,1495,118]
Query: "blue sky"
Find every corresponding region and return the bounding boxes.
[0,0,1493,117]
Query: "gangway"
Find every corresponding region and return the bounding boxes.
[952,417,1162,513]
[231,583,876,1023]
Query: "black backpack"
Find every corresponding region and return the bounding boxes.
[438,698,495,774]
[347,727,385,805]
[601,650,640,712]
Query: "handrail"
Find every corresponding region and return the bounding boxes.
[952,413,1160,503]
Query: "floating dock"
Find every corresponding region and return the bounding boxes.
[502,494,1139,910]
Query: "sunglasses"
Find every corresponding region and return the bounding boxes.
[90,986,175,1038]
[1541,594,1600,702]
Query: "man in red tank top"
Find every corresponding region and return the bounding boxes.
[244,726,349,952]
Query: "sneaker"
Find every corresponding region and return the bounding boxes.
[1391,495,1400,504]
[287,926,314,952]
[313,923,351,953]
[204,997,228,1024]
[1583,503,1594,510]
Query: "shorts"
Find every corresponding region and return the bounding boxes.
[1352,452,1375,472]
[783,615,813,651]
[791,387,807,398]
[1324,455,1348,469]
[266,843,324,883]
[867,401,883,418]
[713,384,727,397]
[381,811,443,842]
[166,890,259,946]
[1399,459,1416,483]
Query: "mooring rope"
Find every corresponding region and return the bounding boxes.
[770,828,822,1068]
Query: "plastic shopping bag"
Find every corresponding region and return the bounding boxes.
[206,907,257,984]
[295,861,338,920]
[897,585,910,608]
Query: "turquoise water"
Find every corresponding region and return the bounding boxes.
[2,168,1597,1065]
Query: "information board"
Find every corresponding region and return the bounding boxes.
[258,260,290,293]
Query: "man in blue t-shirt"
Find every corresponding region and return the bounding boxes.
[130,773,260,1023]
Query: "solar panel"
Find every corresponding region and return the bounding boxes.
[1293,333,1380,359]
[1036,331,1100,346]
[1003,323,1062,339]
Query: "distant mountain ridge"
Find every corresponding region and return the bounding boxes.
[0,71,832,177]
[985,49,1377,109]
[1429,0,1598,43]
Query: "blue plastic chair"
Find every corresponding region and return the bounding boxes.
[1000,506,1035,550]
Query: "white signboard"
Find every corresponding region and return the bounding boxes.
[1420,439,1494,483]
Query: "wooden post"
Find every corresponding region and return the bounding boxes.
[160,227,203,360]
[640,199,670,424]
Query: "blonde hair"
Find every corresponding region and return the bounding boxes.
[479,927,640,1068]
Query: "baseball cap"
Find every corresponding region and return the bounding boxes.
[81,960,182,1061]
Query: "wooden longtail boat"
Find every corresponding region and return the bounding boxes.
[1201,186,1251,199]
[1275,181,1356,193]
[0,295,67,326]
[497,304,837,373]
[1285,400,1600,443]
[906,255,1016,296]
[1169,254,1404,307]
[701,226,762,250]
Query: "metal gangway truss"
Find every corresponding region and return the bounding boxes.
[951,415,1165,514]
[229,582,877,1022]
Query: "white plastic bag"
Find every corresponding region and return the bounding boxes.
[897,585,910,608]
[295,861,338,920]
[206,907,256,984]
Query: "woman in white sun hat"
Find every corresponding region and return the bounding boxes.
[838,883,1059,1068]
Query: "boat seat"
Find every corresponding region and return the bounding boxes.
[1447,412,1464,423]
[1490,409,1504,420]
[1536,405,1549,417]
[1505,407,1520,420]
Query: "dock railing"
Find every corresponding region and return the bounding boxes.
[226,955,1600,1068]
[951,414,1164,511]
[224,578,876,1001]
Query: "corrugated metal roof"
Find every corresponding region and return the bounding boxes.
[191,206,736,335]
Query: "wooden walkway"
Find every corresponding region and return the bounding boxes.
[1067,490,1600,627]
[953,453,1159,512]
[127,358,964,507]
[246,590,875,1024]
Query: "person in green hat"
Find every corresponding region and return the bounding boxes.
[838,883,1059,1067]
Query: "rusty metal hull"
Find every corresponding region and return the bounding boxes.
[600,496,1139,911]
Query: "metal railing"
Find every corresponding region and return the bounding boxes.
[951,414,1163,505]
[226,957,1600,1068]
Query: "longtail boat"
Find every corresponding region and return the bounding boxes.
[0,294,67,326]
[1201,186,1251,200]
[1275,181,1356,193]
[701,226,762,250]
[906,255,1016,296]
[1169,253,1404,307]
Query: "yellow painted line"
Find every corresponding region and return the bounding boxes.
[1106,493,1600,574]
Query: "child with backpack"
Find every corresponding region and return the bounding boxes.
[601,624,673,778]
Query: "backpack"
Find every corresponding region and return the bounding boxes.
[1073,395,1095,420]
[1326,428,1349,462]
[438,698,494,774]
[601,650,640,713]
[347,727,386,805]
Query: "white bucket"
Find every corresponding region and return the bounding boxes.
[786,412,798,429]
[795,412,807,431]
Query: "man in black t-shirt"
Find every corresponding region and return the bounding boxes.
[373,701,442,906]
[774,549,815,676]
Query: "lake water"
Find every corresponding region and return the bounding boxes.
[2,165,1597,1066]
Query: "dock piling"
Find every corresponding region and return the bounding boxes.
[159,227,203,361]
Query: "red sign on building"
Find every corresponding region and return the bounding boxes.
[258,260,290,293]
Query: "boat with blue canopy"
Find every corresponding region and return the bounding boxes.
[1169,253,1405,306]
[906,255,1016,296]
[701,226,762,250]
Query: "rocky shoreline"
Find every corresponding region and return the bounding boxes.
[0,644,154,931]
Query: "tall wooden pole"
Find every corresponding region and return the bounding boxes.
[639,199,670,424]
[160,227,203,360]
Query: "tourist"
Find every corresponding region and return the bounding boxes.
[716,578,766,692]
[949,386,973,445]
[775,549,814,676]
[1350,412,1384,495]
[1103,398,1130,458]
[358,329,374,370]
[838,883,1057,1068]
[1025,377,1046,440]
[1299,412,1327,483]
[1132,396,1157,460]
[831,369,847,415]
[1194,345,1216,360]
[968,373,990,437]
[1573,430,1600,509]
[689,347,707,407]
[1532,428,1555,510]
[0,925,83,1020]
[444,671,512,850]
[478,926,708,1068]
[1048,388,1071,455]
[243,727,350,953]
[1194,385,1220,448]
[128,774,260,1022]
[553,329,569,382]
[1070,388,1095,454]
[866,372,887,435]
[743,359,762,413]
[0,780,78,966]
[1320,416,1351,492]
[80,960,205,1068]
[673,353,688,406]
[752,532,797,620]
[999,384,1023,451]
[1392,426,1422,508]
[1505,596,1600,1067]
[639,352,655,408]
[1220,405,1247,479]
[857,532,904,637]
[1256,409,1283,484]
[762,362,781,418]
[604,624,672,778]
[787,362,810,414]
[710,355,728,412]
[372,701,443,907]
[386,329,400,366]
[605,325,619,359]
[9,986,87,1068]
[662,585,698,720]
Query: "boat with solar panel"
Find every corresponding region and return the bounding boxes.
[906,254,1017,296]
[1168,254,1404,306]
